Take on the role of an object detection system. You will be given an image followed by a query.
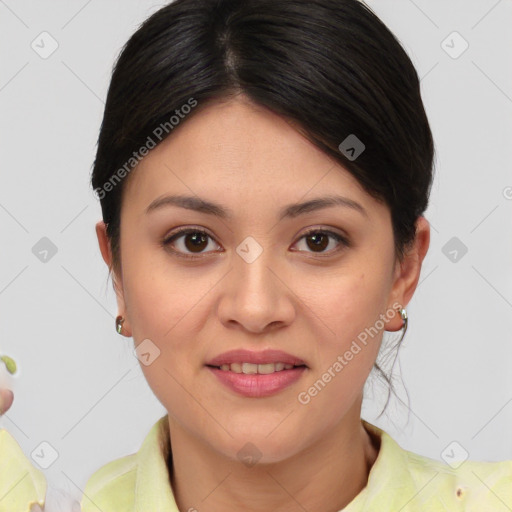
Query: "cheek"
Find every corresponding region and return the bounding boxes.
[122,246,207,339]
[294,272,386,428]
[304,267,390,345]
[121,253,214,394]
[297,264,391,406]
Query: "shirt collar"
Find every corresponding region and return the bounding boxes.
[134,414,179,512]
[342,420,421,511]
[133,415,416,512]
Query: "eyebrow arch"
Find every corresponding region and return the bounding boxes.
[145,194,368,220]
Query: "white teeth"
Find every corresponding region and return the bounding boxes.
[257,363,276,374]
[230,362,243,373]
[217,362,302,374]
[242,362,258,374]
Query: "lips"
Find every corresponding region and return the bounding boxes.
[206,350,308,397]
[205,349,308,368]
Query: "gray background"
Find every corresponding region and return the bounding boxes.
[0,0,511,505]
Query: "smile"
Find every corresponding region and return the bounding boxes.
[212,362,305,374]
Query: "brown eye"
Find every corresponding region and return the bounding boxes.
[163,228,221,258]
[183,231,209,252]
[294,229,349,255]
[305,232,329,252]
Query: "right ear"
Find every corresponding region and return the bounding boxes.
[95,221,132,337]
[96,220,111,267]
[95,221,123,297]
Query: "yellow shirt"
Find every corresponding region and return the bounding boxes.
[79,414,512,511]
[0,429,46,512]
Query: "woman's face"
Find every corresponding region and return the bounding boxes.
[97,94,429,463]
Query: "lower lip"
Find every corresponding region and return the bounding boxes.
[207,366,307,398]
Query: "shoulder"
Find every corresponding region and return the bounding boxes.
[362,421,512,511]
[80,452,137,512]
[403,444,512,509]
[80,415,171,512]
[0,428,47,512]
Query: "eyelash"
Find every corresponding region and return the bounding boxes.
[162,226,350,260]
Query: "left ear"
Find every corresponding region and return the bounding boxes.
[386,216,430,331]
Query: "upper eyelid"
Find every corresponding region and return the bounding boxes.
[164,226,217,243]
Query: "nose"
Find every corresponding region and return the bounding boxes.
[217,249,296,334]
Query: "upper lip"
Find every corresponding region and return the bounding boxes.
[206,349,308,367]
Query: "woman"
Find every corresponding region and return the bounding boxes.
[2,0,510,510]
[79,0,512,510]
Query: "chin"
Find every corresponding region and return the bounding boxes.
[214,429,304,466]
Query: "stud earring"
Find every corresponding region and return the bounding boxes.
[396,307,408,344]
[115,315,125,335]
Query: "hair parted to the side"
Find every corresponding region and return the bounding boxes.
[91,0,435,416]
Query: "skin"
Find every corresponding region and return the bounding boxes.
[0,389,14,415]
[96,93,430,512]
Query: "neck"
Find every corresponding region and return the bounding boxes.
[166,405,380,512]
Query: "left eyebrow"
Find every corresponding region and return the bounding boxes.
[279,195,368,220]
[145,194,368,220]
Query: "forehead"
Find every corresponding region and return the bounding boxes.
[122,95,380,218]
